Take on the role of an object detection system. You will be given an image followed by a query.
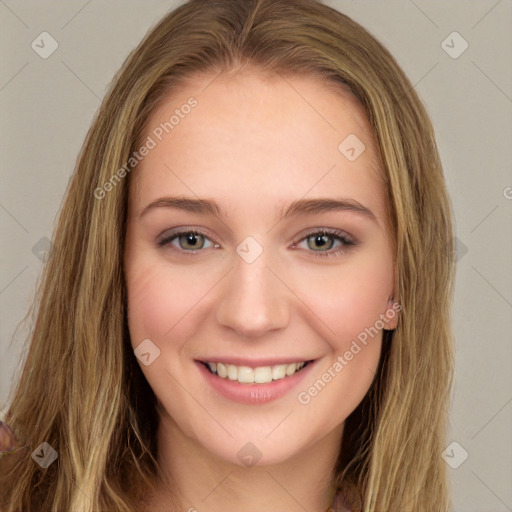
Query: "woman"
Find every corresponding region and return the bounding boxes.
[0,0,455,511]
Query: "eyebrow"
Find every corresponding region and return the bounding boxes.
[139,196,377,223]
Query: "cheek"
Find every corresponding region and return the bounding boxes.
[125,258,210,427]
[293,265,389,422]
[289,253,392,414]
[126,260,207,347]
[292,258,393,348]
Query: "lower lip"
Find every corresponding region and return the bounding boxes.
[196,361,316,404]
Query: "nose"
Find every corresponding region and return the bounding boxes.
[215,250,290,338]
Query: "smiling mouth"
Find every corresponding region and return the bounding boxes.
[199,360,313,384]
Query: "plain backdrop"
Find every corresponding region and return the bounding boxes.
[1,1,511,511]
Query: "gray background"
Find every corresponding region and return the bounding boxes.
[1,1,511,510]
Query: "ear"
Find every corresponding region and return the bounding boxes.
[383,297,400,331]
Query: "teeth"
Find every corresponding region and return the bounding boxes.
[217,362,227,378]
[205,361,308,384]
[255,366,272,383]
[227,364,238,381]
[271,364,286,380]
[285,363,297,376]
[238,366,255,383]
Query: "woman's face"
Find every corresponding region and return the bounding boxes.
[124,69,397,466]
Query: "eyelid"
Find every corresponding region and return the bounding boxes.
[156,226,357,256]
[293,227,356,246]
[156,227,217,251]
[291,228,357,258]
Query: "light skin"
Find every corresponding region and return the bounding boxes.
[124,68,398,512]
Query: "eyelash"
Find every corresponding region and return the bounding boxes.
[156,228,356,258]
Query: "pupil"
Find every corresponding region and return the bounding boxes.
[183,233,202,249]
[312,234,331,250]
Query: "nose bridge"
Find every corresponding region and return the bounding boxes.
[215,245,289,337]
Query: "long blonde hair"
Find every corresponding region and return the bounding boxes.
[0,1,455,510]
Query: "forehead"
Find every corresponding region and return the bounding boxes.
[130,69,389,227]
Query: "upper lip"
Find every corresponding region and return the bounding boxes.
[196,357,315,368]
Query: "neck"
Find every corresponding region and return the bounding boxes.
[145,412,344,512]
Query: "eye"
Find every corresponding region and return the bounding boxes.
[157,229,217,253]
[294,229,356,258]
[156,227,356,258]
